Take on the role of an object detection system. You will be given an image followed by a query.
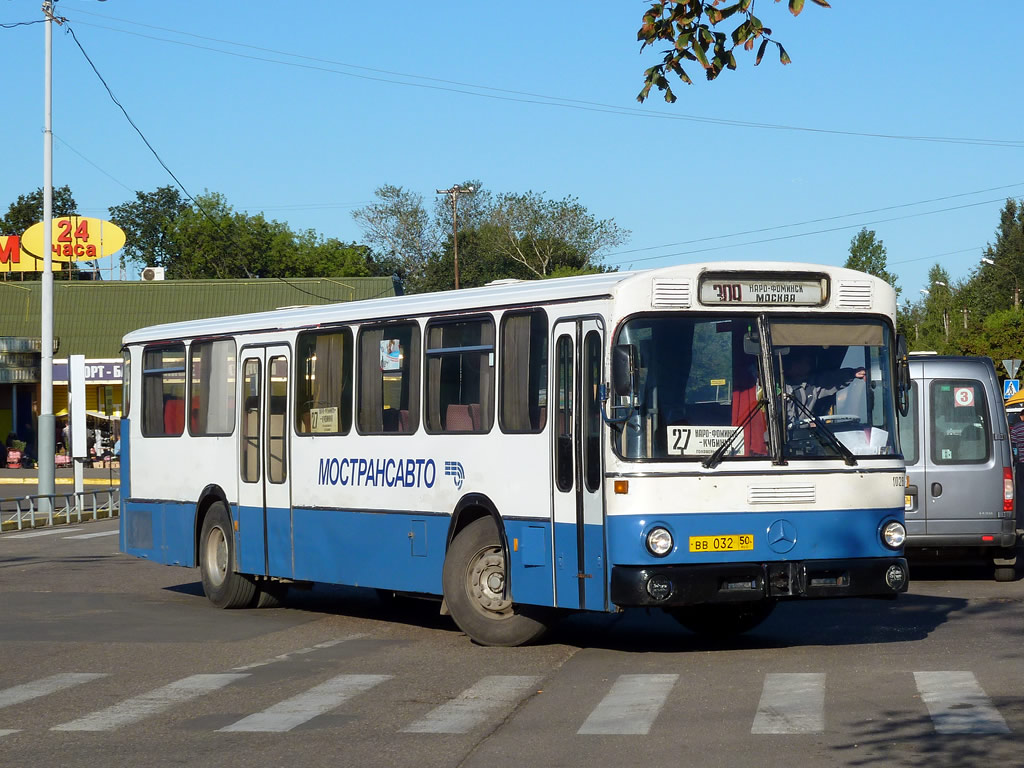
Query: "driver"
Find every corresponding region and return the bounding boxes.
[784,348,865,427]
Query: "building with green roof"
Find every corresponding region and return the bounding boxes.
[0,276,399,451]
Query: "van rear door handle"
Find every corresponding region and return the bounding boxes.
[931,482,942,497]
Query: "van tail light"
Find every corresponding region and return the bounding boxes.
[1004,467,1014,512]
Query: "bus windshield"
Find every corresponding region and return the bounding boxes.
[614,315,899,461]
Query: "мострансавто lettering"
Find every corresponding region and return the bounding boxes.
[318,457,436,488]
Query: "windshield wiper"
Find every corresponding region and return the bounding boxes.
[702,397,766,470]
[785,394,858,466]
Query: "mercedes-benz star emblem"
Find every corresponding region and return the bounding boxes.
[767,519,797,554]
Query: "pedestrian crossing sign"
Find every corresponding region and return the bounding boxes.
[1004,379,1020,400]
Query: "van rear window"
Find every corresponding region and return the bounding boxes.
[898,382,919,464]
[930,379,990,464]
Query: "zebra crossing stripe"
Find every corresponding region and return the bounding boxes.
[914,671,1009,734]
[218,674,392,733]
[401,675,542,734]
[0,673,107,710]
[7,528,82,539]
[0,729,19,738]
[51,674,248,732]
[577,674,678,735]
[751,673,825,734]
[63,530,119,540]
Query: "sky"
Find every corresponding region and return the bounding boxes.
[1,1,1022,300]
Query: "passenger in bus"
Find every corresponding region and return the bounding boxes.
[783,348,865,428]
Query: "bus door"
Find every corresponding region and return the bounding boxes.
[237,346,293,578]
[551,318,606,610]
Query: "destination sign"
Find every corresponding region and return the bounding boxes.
[698,274,827,306]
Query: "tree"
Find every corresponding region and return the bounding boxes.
[914,265,956,353]
[483,192,629,279]
[975,198,1024,315]
[845,228,899,296]
[637,0,830,103]
[108,186,189,272]
[351,185,438,289]
[0,185,78,235]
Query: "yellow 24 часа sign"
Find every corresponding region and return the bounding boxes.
[19,216,126,263]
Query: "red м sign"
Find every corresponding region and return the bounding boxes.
[0,235,62,272]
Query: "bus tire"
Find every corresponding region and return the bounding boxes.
[442,516,549,647]
[199,502,257,609]
[668,600,776,638]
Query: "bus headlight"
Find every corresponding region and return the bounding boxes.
[646,527,673,557]
[882,520,906,549]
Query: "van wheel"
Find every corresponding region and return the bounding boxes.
[993,548,1019,582]
[442,517,549,646]
[668,600,776,638]
[199,502,257,608]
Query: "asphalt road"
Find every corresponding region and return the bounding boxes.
[1,519,1022,768]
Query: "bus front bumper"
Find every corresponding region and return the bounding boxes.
[610,557,909,607]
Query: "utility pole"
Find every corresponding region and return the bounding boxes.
[435,184,475,289]
[38,0,58,515]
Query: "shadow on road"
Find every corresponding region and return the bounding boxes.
[163,577,979,652]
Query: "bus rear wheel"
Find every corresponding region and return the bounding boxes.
[668,600,776,638]
[442,517,549,647]
[199,502,257,609]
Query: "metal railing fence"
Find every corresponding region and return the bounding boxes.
[0,488,119,531]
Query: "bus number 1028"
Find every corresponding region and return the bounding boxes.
[713,283,743,303]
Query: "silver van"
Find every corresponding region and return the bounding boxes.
[900,354,1020,580]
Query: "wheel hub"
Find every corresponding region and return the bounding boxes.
[469,549,511,613]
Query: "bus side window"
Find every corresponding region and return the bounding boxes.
[357,322,420,434]
[189,338,236,436]
[295,329,353,435]
[425,316,495,434]
[499,309,548,433]
[141,343,186,437]
[555,335,574,492]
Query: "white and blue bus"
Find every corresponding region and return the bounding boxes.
[120,262,910,646]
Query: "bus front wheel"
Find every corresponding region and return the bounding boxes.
[199,502,257,609]
[667,600,776,638]
[442,517,549,647]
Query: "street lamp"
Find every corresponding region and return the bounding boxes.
[981,257,1020,310]
[435,184,475,290]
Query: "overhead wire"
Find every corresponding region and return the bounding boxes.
[59,20,390,303]
[62,11,1024,149]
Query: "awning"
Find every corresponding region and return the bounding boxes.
[85,410,120,421]
[1006,389,1024,407]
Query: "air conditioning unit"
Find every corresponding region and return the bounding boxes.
[141,266,165,281]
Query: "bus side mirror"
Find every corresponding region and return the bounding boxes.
[612,344,639,398]
[896,334,911,417]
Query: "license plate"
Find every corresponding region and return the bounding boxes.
[904,494,912,511]
[689,534,754,553]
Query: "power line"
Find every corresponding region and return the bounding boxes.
[62,21,350,303]
[62,12,1024,149]
[607,197,1008,268]
[603,181,1024,261]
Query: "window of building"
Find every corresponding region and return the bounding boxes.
[499,310,547,433]
[141,344,186,437]
[189,339,236,436]
[425,317,495,434]
[296,329,353,435]
[357,322,420,434]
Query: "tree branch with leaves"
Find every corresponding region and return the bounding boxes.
[637,0,830,103]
